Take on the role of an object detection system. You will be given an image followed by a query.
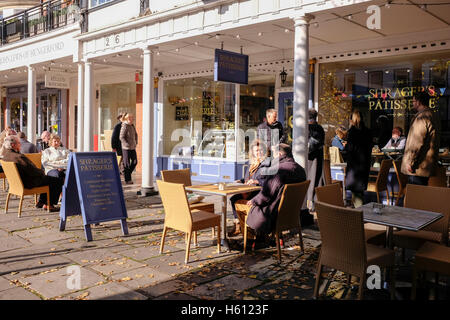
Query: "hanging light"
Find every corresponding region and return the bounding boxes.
[280,67,288,85]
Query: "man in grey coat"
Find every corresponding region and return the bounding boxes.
[18,132,38,154]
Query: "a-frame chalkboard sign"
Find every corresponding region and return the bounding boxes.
[59,152,128,241]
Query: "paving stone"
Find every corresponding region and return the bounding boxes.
[0,235,31,253]
[117,244,180,261]
[23,266,107,299]
[0,230,9,237]
[153,292,198,300]
[68,282,148,300]
[111,266,171,290]
[176,265,233,286]
[0,286,41,300]
[0,276,14,292]
[187,274,262,300]
[64,247,123,266]
[88,257,147,277]
[138,279,188,298]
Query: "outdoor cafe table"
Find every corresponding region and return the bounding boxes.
[360,203,443,249]
[185,183,261,251]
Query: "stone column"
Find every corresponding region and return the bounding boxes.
[292,14,313,168]
[140,47,157,196]
[77,62,84,152]
[83,60,93,151]
[27,65,36,143]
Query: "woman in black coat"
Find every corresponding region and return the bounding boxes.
[344,110,373,208]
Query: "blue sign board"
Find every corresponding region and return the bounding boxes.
[59,152,128,241]
[214,49,248,84]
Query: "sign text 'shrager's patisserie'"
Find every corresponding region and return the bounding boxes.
[78,158,113,171]
[368,85,440,111]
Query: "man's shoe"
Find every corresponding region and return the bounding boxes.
[43,205,59,212]
[125,181,134,185]
[35,201,44,209]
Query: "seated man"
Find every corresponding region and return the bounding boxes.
[19,132,38,154]
[234,143,307,241]
[2,135,62,212]
[383,127,406,151]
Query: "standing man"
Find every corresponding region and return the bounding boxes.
[257,108,286,154]
[402,91,440,185]
[120,113,138,185]
[306,108,325,211]
[111,114,124,174]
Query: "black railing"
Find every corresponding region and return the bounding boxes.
[0,0,84,46]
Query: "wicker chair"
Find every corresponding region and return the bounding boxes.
[157,180,221,264]
[411,241,450,300]
[314,201,396,300]
[315,183,386,247]
[367,159,392,204]
[24,153,42,169]
[392,160,408,205]
[393,185,450,251]
[322,159,343,190]
[0,160,50,217]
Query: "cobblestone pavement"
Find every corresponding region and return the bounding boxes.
[0,179,448,300]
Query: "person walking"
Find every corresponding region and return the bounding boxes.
[344,109,373,208]
[120,113,138,184]
[111,114,124,174]
[401,91,440,186]
[306,108,325,211]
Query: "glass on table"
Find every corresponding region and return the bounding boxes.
[371,203,384,215]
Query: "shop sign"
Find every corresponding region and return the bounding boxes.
[59,152,129,241]
[214,49,248,85]
[45,71,70,89]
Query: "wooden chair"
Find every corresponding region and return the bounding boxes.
[314,201,396,300]
[392,160,408,205]
[393,185,450,251]
[270,180,310,263]
[428,165,447,187]
[367,159,392,204]
[0,160,50,217]
[315,183,386,247]
[157,180,221,264]
[411,241,450,300]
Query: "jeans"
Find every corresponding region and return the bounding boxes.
[37,176,63,206]
[47,169,66,184]
[122,149,137,182]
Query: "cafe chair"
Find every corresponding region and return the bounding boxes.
[24,153,43,204]
[428,165,447,188]
[157,180,221,264]
[322,159,343,190]
[0,160,50,217]
[367,159,392,204]
[393,185,450,252]
[0,171,6,191]
[411,241,450,300]
[315,183,386,247]
[314,201,396,300]
[392,160,408,206]
[161,168,215,240]
[271,180,310,263]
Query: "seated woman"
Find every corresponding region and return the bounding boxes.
[41,134,70,182]
[383,127,406,151]
[228,139,268,236]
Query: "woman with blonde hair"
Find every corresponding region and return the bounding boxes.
[120,113,138,184]
[343,109,373,207]
[41,134,70,182]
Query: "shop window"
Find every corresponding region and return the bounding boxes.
[90,0,115,8]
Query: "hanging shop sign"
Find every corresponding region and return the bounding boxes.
[45,71,70,89]
[59,152,128,241]
[214,49,248,85]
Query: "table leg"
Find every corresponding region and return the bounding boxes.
[387,226,394,249]
[221,196,230,252]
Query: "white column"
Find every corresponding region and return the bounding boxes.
[83,60,93,151]
[141,47,157,195]
[292,14,313,168]
[27,65,36,143]
[234,83,240,163]
[77,62,84,152]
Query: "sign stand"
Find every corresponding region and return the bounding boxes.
[59,152,128,241]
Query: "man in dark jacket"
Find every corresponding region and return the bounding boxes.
[111,114,124,174]
[2,136,62,211]
[236,144,306,236]
[257,109,286,153]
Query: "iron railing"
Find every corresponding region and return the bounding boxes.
[0,0,83,46]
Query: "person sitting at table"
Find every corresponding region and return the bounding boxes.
[36,130,51,152]
[41,134,70,182]
[228,139,269,237]
[382,127,406,151]
[2,135,62,212]
[0,128,18,158]
[233,143,307,246]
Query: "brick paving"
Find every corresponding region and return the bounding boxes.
[0,177,448,300]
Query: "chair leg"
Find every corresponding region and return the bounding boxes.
[411,266,418,300]
[35,194,38,205]
[389,267,396,300]
[275,232,281,263]
[159,226,168,254]
[298,226,304,255]
[243,223,248,254]
[2,178,5,191]
[216,225,221,254]
[5,193,11,214]
[46,191,50,212]
[376,192,380,204]
[347,274,352,286]
[358,272,366,300]
[386,190,390,205]
[313,262,324,299]
[193,231,198,247]
[211,227,215,240]
[18,195,24,218]
[185,232,192,264]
